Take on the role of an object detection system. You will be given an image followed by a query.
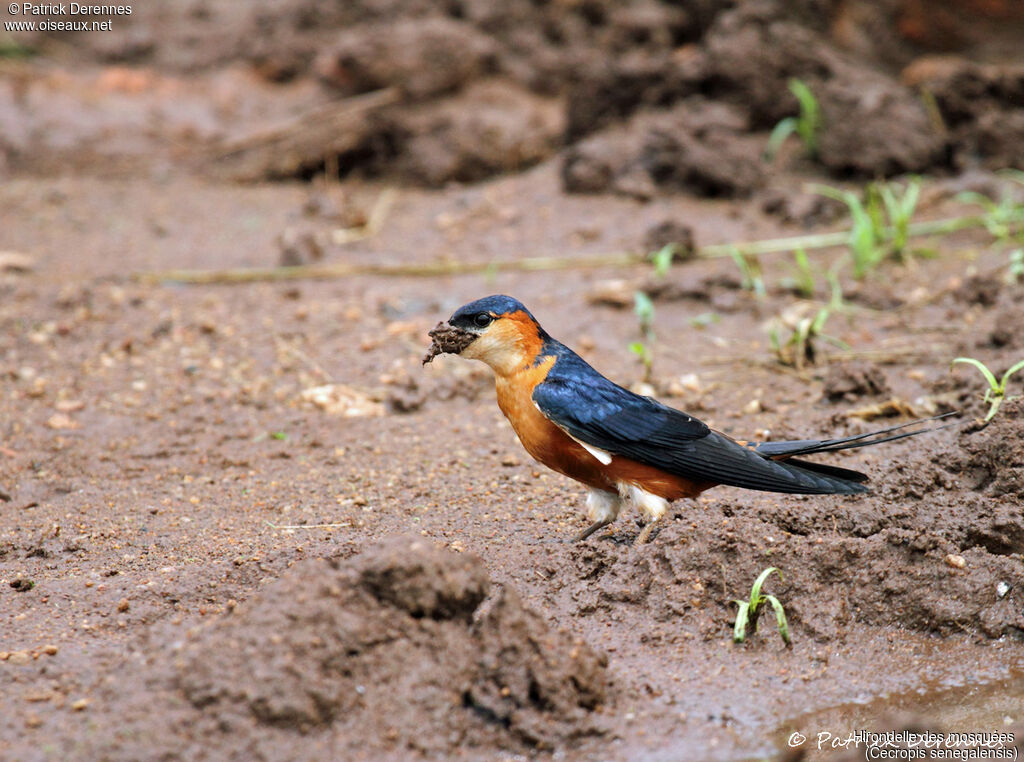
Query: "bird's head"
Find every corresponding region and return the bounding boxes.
[423,295,547,376]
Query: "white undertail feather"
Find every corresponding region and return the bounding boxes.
[620,482,669,523]
[585,484,669,525]
[567,433,613,465]
[586,489,622,524]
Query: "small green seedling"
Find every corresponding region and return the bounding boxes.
[0,37,34,59]
[951,357,1024,422]
[650,243,677,278]
[769,302,849,372]
[733,567,791,646]
[956,171,1024,243]
[687,311,721,329]
[628,245,678,383]
[825,268,848,313]
[1006,249,1023,284]
[813,179,924,277]
[872,177,922,261]
[765,79,821,161]
[812,184,882,278]
[629,341,653,381]
[729,247,766,299]
[630,291,656,382]
[780,247,816,298]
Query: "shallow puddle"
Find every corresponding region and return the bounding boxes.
[773,651,1024,760]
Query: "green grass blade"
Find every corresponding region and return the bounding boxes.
[999,168,1024,187]
[749,567,782,611]
[955,191,998,213]
[764,594,792,645]
[810,306,830,334]
[788,78,820,155]
[902,179,921,218]
[952,357,999,391]
[820,333,851,351]
[733,600,751,643]
[792,248,815,297]
[999,359,1024,390]
[688,311,720,328]
[650,244,676,278]
[765,118,797,161]
[633,291,655,332]
[810,184,852,205]
[984,396,1003,422]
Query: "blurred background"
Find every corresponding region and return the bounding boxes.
[3,3,1024,760]
[3,0,1023,195]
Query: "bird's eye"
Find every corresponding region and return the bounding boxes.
[473,313,493,328]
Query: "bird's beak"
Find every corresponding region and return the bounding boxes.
[422,321,477,365]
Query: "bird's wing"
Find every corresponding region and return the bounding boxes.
[532,372,865,494]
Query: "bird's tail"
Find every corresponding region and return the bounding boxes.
[751,413,958,460]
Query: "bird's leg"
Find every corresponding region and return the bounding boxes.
[575,518,614,542]
[574,488,621,542]
[635,517,662,545]
[625,484,670,545]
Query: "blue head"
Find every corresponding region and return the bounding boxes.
[425,295,548,376]
[448,295,537,331]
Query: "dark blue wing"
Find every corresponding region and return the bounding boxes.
[532,350,867,495]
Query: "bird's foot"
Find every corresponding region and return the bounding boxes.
[634,518,662,545]
[574,518,613,542]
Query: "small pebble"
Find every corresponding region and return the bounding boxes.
[42,645,58,656]
[8,651,31,665]
[71,698,90,711]
[944,554,966,569]
[997,581,1010,598]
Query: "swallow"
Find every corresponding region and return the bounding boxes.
[424,295,950,543]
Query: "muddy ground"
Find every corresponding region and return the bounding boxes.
[2,1,1024,760]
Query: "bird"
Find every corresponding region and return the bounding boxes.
[423,294,951,544]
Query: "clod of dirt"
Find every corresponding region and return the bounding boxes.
[703,5,833,127]
[315,17,499,101]
[703,2,946,177]
[387,369,489,412]
[760,188,846,227]
[9,578,34,592]
[178,537,608,752]
[423,322,476,365]
[823,362,891,403]
[276,227,325,267]
[563,99,764,199]
[565,53,702,142]
[642,220,696,258]
[906,58,1024,170]
[953,397,1024,500]
[814,65,947,177]
[389,79,564,186]
[954,274,1002,307]
[988,304,1024,348]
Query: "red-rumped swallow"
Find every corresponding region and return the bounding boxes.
[424,295,948,543]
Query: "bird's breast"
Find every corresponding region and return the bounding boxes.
[494,358,608,488]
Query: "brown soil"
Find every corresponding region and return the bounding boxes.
[58,536,608,761]
[3,2,1024,760]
